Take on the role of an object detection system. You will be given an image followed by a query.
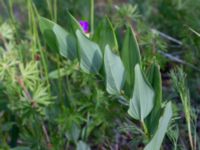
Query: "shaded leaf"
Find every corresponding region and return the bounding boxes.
[66,11,83,34]
[121,26,141,97]
[39,17,58,53]
[144,102,173,150]
[145,63,162,136]
[93,17,118,53]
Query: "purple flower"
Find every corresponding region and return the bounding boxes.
[79,21,89,33]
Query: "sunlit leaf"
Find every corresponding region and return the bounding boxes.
[76,30,102,73]
[48,67,68,79]
[128,64,154,120]
[104,45,125,95]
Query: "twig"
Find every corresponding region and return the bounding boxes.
[42,123,52,149]
[158,50,200,72]
[151,29,183,45]
[0,33,9,51]
[16,77,32,100]
[189,27,200,37]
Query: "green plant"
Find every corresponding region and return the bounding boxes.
[38,3,173,149]
[5,1,200,149]
[0,49,52,149]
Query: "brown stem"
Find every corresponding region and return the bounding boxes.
[42,123,52,149]
[0,33,9,51]
[17,77,32,101]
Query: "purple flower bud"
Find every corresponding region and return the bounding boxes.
[79,20,89,33]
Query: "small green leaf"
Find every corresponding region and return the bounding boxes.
[48,67,68,79]
[39,17,77,60]
[145,63,162,136]
[76,30,102,74]
[104,45,125,95]
[128,64,154,120]
[144,102,173,150]
[67,123,80,143]
[76,141,91,150]
[121,26,141,97]
[93,17,118,53]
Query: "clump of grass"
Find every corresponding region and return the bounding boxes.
[170,67,196,150]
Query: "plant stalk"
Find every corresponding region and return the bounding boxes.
[90,0,94,34]
[46,0,53,20]
[53,0,57,22]
[31,1,51,95]
[141,120,150,140]
[42,123,52,149]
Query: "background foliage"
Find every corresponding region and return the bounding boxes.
[0,0,200,149]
